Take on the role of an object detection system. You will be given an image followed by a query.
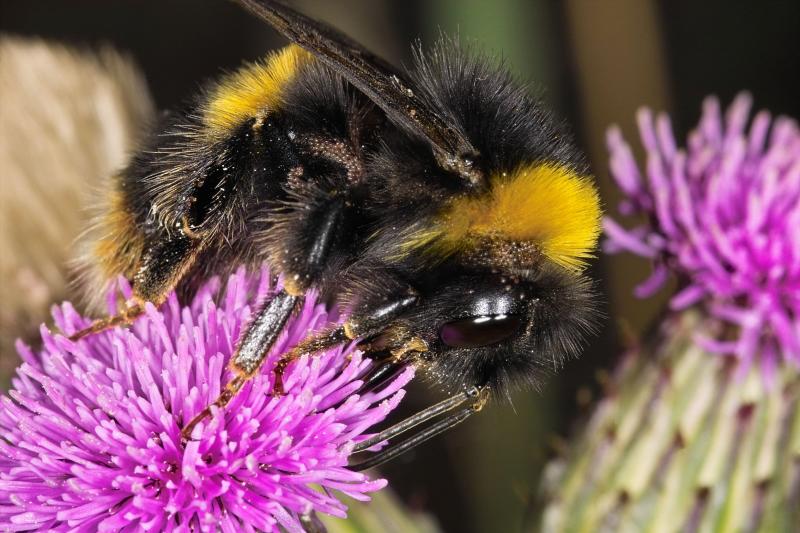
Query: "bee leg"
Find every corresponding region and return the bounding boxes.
[183,199,349,439]
[179,374,247,442]
[285,287,421,362]
[233,290,300,396]
[69,231,202,341]
[285,325,351,359]
[181,290,299,440]
[351,407,475,471]
[352,354,412,396]
[68,301,144,341]
[349,386,489,471]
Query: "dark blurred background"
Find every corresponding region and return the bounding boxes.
[2,1,798,531]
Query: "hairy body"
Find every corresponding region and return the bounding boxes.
[73,1,601,453]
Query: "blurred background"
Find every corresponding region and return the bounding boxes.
[1,1,798,531]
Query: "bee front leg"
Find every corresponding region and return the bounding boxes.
[349,385,490,471]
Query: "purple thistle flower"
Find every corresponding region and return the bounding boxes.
[604,93,800,376]
[0,268,414,532]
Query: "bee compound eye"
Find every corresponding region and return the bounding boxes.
[438,314,523,348]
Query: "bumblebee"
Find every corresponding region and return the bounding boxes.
[72,0,601,469]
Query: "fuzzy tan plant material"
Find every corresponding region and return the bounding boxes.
[0,37,154,381]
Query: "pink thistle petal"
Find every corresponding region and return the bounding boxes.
[633,263,669,299]
[605,93,800,376]
[0,269,412,531]
[602,219,657,258]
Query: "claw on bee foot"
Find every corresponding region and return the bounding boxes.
[180,374,246,442]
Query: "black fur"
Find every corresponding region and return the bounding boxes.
[92,36,600,400]
[366,39,587,240]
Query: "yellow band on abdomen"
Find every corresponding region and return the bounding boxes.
[203,45,313,137]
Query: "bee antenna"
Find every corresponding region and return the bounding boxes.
[349,385,489,471]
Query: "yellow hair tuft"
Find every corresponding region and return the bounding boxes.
[203,45,312,136]
[404,163,602,271]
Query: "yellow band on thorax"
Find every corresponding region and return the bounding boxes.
[401,163,602,271]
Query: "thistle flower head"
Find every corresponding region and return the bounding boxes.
[0,268,414,532]
[604,93,800,375]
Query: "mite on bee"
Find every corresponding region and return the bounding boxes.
[72,0,601,469]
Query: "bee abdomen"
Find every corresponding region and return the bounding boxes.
[202,45,314,139]
[72,184,145,310]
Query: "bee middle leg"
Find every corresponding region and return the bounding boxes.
[181,289,300,439]
[181,284,424,439]
[181,197,346,440]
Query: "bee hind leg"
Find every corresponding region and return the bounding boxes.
[70,231,203,341]
[68,301,144,341]
[183,196,353,440]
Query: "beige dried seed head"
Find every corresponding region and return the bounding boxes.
[0,37,154,373]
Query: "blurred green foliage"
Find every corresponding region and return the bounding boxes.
[536,310,800,532]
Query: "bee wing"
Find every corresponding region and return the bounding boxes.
[235,0,484,187]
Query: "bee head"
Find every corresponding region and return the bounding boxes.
[408,265,599,397]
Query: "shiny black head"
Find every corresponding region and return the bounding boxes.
[393,266,598,398]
